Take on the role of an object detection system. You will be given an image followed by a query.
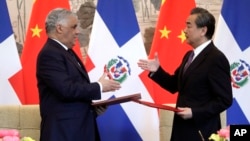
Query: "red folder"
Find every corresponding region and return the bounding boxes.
[92,93,141,106]
[92,93,181,112]
[133,99,182,112]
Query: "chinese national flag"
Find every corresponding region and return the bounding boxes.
[21,0,82,104]
[140,0,195,105]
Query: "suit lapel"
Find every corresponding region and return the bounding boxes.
[65,50,90,82]
[182,42,214,77]
[48,39,90,82]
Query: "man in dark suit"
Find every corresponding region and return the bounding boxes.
[138,7,233,141]
[36,8,121,141]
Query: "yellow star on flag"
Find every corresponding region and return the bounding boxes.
[178,30,186,43]
[161,0,166,5]
[31,24,42,38]
[159,26,171,39]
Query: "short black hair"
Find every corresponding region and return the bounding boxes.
[190,7,215,39]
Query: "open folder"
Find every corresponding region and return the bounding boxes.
[92,93,181,112]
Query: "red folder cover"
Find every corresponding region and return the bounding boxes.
[92,93,141,106]
[133,99,182,112]
[92,93,181,112]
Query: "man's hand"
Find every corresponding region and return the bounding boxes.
[95,105,108,116]
[137,52,160,72]
[176,107,193,120]
[98,73,121,92]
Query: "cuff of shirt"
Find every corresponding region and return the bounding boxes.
[97,82,103,93]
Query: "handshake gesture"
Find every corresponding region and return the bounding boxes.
[137,52,160,72]
[98,72,121,92]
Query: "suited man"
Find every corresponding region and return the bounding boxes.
[138,7,232,141]
[36,8,121,141]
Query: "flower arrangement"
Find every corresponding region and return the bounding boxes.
[209,126,230,141]
[0,129,35,141]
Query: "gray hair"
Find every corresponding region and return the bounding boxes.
[45,8,77,34]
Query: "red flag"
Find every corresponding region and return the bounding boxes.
[140,0,195,104]
[21,0,82,104]
[0,0,25,104]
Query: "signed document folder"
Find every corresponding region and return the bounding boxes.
[133,99,181,112]
[92,93,180,112]
[92,93,141,106]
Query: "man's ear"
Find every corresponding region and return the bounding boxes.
[201,26,207,36]
[56,24,63,34]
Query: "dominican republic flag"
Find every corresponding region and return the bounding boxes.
[214,0,250,124]
[85,0,159,140]
[0,0,24,104]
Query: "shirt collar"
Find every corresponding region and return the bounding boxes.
[193,40,211,59]
[51,38,69,51]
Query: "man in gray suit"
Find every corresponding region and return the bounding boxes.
[36,8,121,141]
[138,7,232,141]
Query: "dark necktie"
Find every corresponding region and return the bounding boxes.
[68,49,81,67]
[183,51,194,74]
[67,49,89,80]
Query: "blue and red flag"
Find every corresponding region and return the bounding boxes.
[214,0,250,124]
[0,0,24,104]
[85,0,159,140]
